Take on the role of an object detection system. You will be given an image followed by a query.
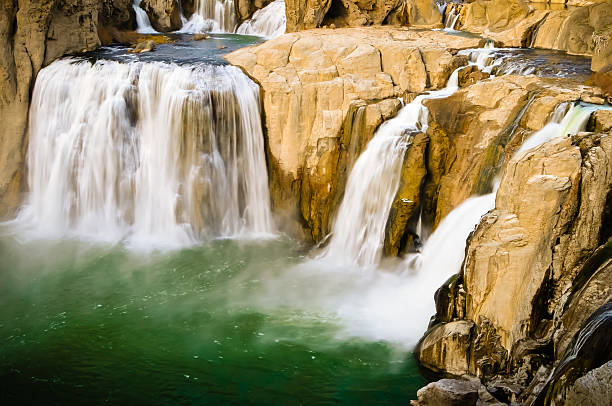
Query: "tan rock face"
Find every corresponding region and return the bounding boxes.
[418,132,612,389]
[141,0,182,32]
[0,0,133,218]
[285,0,333,31]
[417,320,474,376]
[452,0,612,59]
[226,28,481,240]
[285,0,442,31]
[422,75,586,227]
[235,0,275,22]
[464,137,583,351]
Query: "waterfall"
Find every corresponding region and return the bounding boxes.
[237,0,286,38]
[133,0,157,33]
[179,0,236,33]
[19,59,273,248]
[444,7,460,31]
[319,70,461,268]
[515,102,611,158]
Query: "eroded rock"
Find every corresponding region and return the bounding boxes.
[226,27,481,240]
[140,0,182,32]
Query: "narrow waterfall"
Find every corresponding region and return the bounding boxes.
[19,59,273,248]
[179,0,236,33]
[515,102,611,158]
[319,71,461,268]
[133,0,157,33]
[444,8,460,31]
[237,0,286,38]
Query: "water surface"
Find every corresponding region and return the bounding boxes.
[0,234,427,405]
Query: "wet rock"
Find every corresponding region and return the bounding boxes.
[193,33,210,40]
[226,28,481,241]
[417,320,474,376]
[130,39,157,53]
[413,378,480,406]
[564,361,612,406]
[140,0,182,32]
[412,377,506,406]
[235,0,275,23]
[534,303,612,405]
[384,131,428,256]
[457,65,490,88]
[590,109,612,133]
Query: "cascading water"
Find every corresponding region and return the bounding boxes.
[515,102,612,158]
[179,0,236,33]
[133,0,157,33]
[319,71,461,268]
[444,7,460,31]
[236,0,286,38]
[18,58,273,248]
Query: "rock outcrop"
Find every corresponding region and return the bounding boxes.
[417,131,612,404]
[226,28,482,240]
[236,0,275,22]
[141,0,182,32]
[285,0,442,32]
[0,0,134,217]
[448,0,612,69]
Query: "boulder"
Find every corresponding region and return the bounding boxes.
[412,378,505,406]
[140,0,182,32]
[457,65,490,88]
[417,321,474,376]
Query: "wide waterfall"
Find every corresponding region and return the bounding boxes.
[237,0,286,38]
[180,0,237,33]
[18,59,273,248]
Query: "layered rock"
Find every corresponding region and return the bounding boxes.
[226,28,482,240]
[0,0,134,217]
[285,0,442,31]
[447,0,612,72]
[421,75,599,227]
[417,131,612,403]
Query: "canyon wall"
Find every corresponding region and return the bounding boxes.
[226,28,483,240]
[416,128,612,404]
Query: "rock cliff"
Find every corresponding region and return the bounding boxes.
[285,0,442,31]
[226,28,482,240]
[416,131,612,404]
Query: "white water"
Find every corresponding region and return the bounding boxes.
[319,71,460,268]
[515,102,611,158]
[179,0,236,33]
[444,7,460,31]
[18,59,273,249]
[237,0,286,38]
[133,0,157,34]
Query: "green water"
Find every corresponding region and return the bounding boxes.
[0,235,427,405]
